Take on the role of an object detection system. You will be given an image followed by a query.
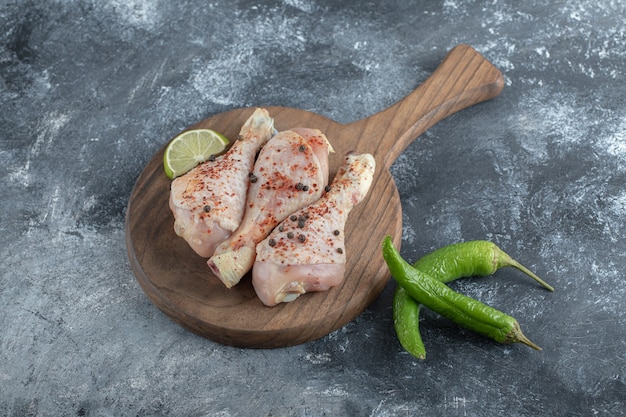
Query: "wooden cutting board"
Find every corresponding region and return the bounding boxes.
[125,44,504,348]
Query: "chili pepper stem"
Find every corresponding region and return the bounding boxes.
[507,321,542,350]
[497,250,554,292]
[510,260,554,292]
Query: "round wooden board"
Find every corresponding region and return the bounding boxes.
[125,45,504,348]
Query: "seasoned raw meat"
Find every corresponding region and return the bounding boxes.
[252,152,375,306]
[169,108,275,257]
[208,128,333,288]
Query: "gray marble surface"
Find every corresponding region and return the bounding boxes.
[1,1,625,416]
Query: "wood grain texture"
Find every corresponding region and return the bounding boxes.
[125,44,504,348]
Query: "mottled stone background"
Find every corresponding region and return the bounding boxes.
[1,0,624,416]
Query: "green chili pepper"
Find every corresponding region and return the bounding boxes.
[393,285,426,359]
[413,240,554,291]
[393,240,553,358]
[383,236,542,351]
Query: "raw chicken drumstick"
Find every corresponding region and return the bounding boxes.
[169,108,275,257]
[252,152,376,306]
[208,128,333,288]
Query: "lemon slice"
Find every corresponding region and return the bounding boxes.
[163,129,229,179]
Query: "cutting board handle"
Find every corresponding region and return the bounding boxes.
[350,44,504,169]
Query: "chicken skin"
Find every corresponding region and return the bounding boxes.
[208,128,333,288]
[252,152,375,306]
[169,108,275,258]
